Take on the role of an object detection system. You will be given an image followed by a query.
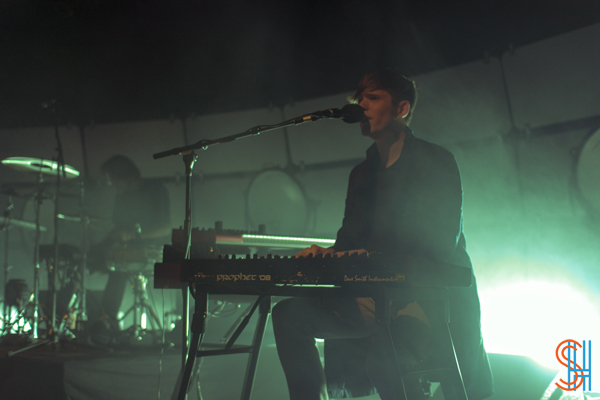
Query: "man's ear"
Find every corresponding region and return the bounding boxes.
[396,100,410,119]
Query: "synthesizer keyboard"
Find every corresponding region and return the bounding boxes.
[154,253,471,293]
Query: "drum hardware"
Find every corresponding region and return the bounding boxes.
[57,212,107,223]
[107,245,164,273]
[59,179,92,337]
[1,279,32,335]
[117,271,163,344]
[2,194,15,334]
[2,167,55,353]
[1,216,48,231]
[2,153,87,352]
[38,243,85,337]
[2,159,58,340]
[56,271,84,339]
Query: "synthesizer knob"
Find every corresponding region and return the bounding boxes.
[253,254,258,259]
[274,254,280,259]
[218,254,223,259]
[267,253,272,259]
[246,254,250,259]
[232,254,236,259]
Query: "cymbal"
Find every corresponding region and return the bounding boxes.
[57,213,108,223]
[0,216,47,231]
[1,157,80,179]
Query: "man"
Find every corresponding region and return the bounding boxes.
[272,69,493,400]
[92,155,171,343]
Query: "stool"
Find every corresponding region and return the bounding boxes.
[376,288,468,400]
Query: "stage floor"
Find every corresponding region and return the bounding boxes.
[0,334,290,400]
[0,339,181,400]
[1,335,593,400]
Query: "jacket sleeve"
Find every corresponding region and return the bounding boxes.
[403,148,464,262]
[333,163,373,252]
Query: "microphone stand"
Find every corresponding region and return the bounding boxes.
[153,112,324,399]
[50,101,67,344]
[153,114,322,160]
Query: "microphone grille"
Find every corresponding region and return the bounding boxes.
[341,104,365,124]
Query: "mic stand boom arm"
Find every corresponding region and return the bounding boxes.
[153,114,322,160]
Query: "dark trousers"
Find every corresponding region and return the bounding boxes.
[272,297,432,400]
[100,272,130,322]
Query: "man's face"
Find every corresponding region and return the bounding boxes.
[357,88,404,137]
[105,173,132,194]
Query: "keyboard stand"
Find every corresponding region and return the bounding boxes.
[173,286,463,400]
[175,291,271,400]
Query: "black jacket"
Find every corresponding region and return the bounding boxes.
[326,128,493,399]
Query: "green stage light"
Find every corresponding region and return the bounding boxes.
[242,234,335,246]
[479,280,599,388]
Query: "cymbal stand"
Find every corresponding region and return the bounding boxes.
[56,179,90,340]
[32,172,46,340]
[1,196,14,333]
[7,171,53,356]
[77,180,89,333]
[49,108,68,343]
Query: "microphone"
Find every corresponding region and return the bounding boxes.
[311,104,365,124]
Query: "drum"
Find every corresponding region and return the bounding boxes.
[246,170,309,236]
[4,279,29,307]
[575,126,600,215]
[107,245,164,273]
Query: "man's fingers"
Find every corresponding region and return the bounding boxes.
[295,245,326,258]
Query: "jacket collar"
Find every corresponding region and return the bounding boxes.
[365,126,415,165]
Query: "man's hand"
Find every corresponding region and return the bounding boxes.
[115,228,138,242]
[107,224,141,243]
[295,245,336,258]
[334,249,369,257]
[295,246,369,258]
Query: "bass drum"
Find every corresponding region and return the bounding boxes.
[107,244,164,273]
[246,170,309,237]
[575,126,600,216]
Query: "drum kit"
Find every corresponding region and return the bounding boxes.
[1,155,167,350]
[0,157,87,346]
[1,155,91,351]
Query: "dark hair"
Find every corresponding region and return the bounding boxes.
[100,155,141,181]
[350,68,418,125]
